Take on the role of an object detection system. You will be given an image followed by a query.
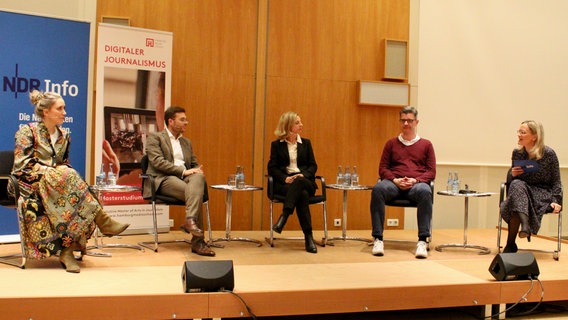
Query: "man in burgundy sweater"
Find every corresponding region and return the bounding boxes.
[370,106,436,258]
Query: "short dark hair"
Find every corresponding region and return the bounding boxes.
[164,106,186,126]
[400,106,418,118]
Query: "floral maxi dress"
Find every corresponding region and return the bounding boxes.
[10,122,98,259]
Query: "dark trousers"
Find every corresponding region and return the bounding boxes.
[370,180,432,240]
[275,177,316,234]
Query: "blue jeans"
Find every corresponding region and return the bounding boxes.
[370,180,432,240]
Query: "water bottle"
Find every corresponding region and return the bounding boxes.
[336,165,344,185]
[350,166,359,187]
[451,172,460,194]
[96,163,106,186]
[343,166,351,186]
[107,163,117,186]
[236,165,245,189]
[446,172,453,193]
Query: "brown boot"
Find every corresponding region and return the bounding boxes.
[59,247,80,273]
[180,218,204,237]
[94,210,130,236]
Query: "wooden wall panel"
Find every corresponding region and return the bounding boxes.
[97,0,409,232]
[267,0,410,80]
[265,0,409,230]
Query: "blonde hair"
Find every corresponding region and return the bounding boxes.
[29,90,63,119]
[274,111,299,140]
[517,120,545,159]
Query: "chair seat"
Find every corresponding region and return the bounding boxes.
[139,154,212,252]
[386,199,417,207]
[271,194,325,205]
[497,176,561,260]
[266,175,328,247]
[0,150,26,268]
[0,198,16,207]
[381,180,434,246]
[144,194,185,206]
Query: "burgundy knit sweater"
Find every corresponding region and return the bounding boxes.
[378,137,436,183]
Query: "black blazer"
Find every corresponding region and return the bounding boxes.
[267,138,318,189]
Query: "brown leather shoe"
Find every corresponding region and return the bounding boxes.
[192,241,216,257]
[180,218,204,237]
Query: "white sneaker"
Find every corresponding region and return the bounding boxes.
[415,241,428,259]
[372,239,384,256]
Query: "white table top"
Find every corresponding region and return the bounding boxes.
[211,184,262,191]
[437,190,494,197]
[89,184,142,192]
[326,184,373,190]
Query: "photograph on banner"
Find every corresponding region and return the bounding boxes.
[95,23,172,232]
[102,67,165,190]
[0,10,90,240]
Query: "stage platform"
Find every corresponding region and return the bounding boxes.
[0,229,566,319]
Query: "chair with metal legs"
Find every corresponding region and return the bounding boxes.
[373,180,434,250]
[265,175,328,247]
[138,155,212,252]
[497,171,562,260]
[0,150,26,268]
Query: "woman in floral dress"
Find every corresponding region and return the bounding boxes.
[10,90,129,273]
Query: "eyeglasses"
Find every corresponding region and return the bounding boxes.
[517,130,529,135]
[399,119,416,124]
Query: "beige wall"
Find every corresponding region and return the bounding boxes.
[1,0,95,20]
[415,0,568,166]
[408,0,567,237]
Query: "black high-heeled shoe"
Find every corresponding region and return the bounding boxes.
[272,213,289,234]
[304,233,317,253]
[518,213,531,241]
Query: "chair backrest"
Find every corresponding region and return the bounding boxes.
[267,174,326,204]
[141,154,149,175]
[0,150,14,175]
[0,150,16,206]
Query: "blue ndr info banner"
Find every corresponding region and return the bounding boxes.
[0,11,90,239]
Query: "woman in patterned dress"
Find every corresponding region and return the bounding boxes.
[10,90,129,273]
[500,120,562,253]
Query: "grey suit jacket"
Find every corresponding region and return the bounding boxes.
[143,130,199,198]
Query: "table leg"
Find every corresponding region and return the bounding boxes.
[328,190,372,244]
[435,196,490,254]
[210,189,262,247]
[86,190,145,257]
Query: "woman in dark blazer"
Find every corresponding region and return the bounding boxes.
[267,111,318,253]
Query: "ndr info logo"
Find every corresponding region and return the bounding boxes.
[2,64,80,99]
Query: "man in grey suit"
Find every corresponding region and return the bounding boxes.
[144,106,215,256]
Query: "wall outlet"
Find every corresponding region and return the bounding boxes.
[169,219,174,227]
[387,218,399,227]
[333,219,341,227]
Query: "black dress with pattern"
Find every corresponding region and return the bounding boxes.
[499,146,563,234]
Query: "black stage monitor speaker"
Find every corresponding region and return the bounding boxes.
[182,260,234,293]
[489,252,540,281]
